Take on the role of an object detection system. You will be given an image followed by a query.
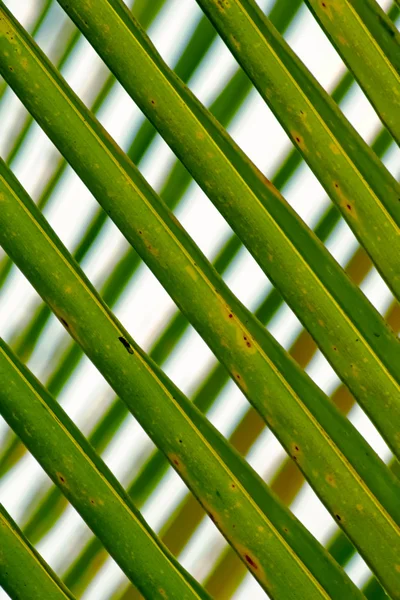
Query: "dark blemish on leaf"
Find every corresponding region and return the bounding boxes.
[118,336,134,354]
[178,439,182,444]
[173,459,179,466]
[236,374,241,380]
[292,444,300,461]
[151,99,155,105]
[346,204,352,211]
[333,346,337,351]
[231,483,236,489]
[138,230,142,235]
[58,474,66,483]
[334,183,339,188]
[335,514,341,521]
[228,313,233,318]
[355,338,359,342]
[60,318,69,329]
[245,554,258,569]
[90,499,96,505]
[374,333,380,338]
[9,66,13,71]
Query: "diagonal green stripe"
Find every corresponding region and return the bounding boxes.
[0,503,76,600]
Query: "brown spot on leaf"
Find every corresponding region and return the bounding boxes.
[291,443,301,462]
[292,132,305,149]
[245,554,258,569]
[325,473,336,487]
[243,336,252,348]
[57,473,66,484]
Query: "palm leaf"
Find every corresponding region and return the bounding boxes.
[2,9,400,593]
[0,0,399,598]
[39,0,400,460]
[0,138,369,597]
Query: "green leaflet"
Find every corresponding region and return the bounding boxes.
[194,0,400,291]
[0,163,364,600]
[0,503,76,600]
[304,0,400,144]
[3,0,167,169]
[4,23,80,166]
[0,0,52,103]
[0,342,210,600]
[1,8,400,594]
[45,0,400,460]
